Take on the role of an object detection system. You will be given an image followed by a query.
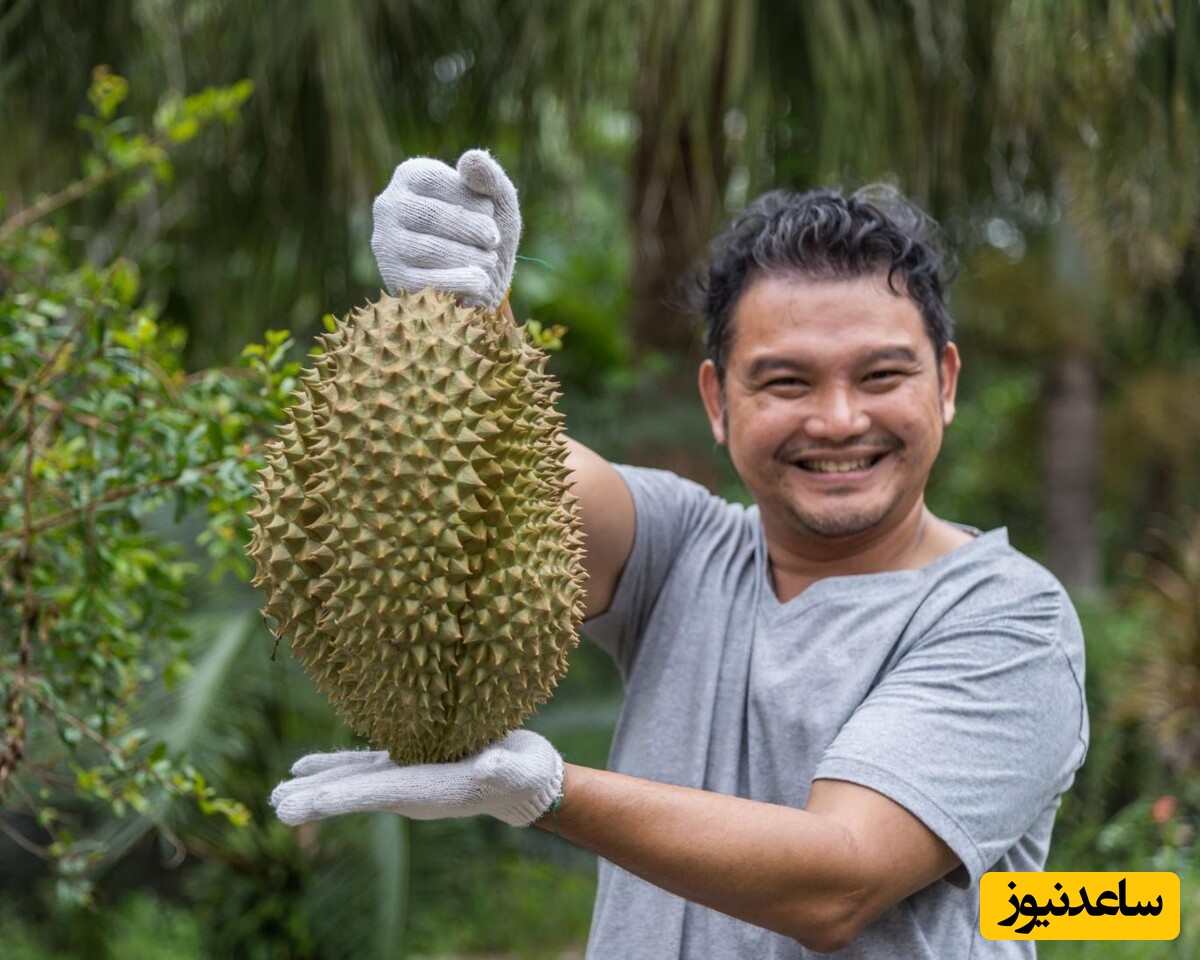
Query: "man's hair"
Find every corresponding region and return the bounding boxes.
[693,186,955,382]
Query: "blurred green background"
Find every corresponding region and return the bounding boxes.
[1,1,1198,957]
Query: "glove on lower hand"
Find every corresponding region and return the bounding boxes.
[270,730,562,828]
[370,149,521,311]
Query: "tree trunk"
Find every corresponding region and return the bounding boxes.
[628,0,739,363]
[628,121,720,362]
[1043,351,1101,592]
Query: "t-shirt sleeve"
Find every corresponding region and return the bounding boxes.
[581,464,720,678]
[813,590,1089,886]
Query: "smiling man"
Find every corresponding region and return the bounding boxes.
[272,155,1089,959]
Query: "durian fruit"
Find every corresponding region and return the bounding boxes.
[247,288,586,764]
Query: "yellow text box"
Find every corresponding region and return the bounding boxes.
[980,872,1179,940]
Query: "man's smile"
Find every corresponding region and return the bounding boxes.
[792,452,889,473]
[782,446,896,482]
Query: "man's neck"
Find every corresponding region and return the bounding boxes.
[765,501,974,603]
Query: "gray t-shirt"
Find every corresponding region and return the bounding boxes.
[581,466,1088,959]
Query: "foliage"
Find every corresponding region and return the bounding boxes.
[0,892,203,960]
[0,69,294,904]
[1051,599,1160,855]
[405,854,596,959]
[1041,543,1200,954]
[1120,515,1200,779]
[926,358,1042,542]
[139,610,411,960]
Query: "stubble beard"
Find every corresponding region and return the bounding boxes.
[779,495,897,540]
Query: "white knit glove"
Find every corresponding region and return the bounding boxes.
[370,149,522,311]
[270,730,563,828]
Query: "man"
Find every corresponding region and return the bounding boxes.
[271,151,1089,958]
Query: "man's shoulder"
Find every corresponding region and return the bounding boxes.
[612,462,728,502]
[613,463,755,537]
[921,528,1082,644]
[937,527,1069,598]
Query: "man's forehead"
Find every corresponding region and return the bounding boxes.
[729,273,929,353]
[737,270,914,314]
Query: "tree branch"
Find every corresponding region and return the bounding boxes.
[0,307,92,443]
[0,815,48,858]
[0,456,232,548]
[27,689,120,754]
[0,168,116,244]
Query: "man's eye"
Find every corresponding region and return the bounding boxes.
[864,370,901,382]
[765,378,806,389]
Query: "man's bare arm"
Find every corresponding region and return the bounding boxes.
[563,437,635,619]
[536,766,960,953]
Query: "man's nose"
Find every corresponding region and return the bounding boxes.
[804,385,870,441]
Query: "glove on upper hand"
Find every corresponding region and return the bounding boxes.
[270,730,562,828]
[370,149,521,311]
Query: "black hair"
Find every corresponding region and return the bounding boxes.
[693,185,955,382]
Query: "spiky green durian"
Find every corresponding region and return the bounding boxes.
[247,288,586,764]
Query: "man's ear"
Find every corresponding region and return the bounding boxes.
[698,360,727,445]
[939,342,961,427]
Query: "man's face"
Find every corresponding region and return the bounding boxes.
[699,272,960,548]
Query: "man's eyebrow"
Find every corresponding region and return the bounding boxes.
[745,346,921,380]
[863,346,921,365]
[745,356,809,380]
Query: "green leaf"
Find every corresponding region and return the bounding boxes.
[133,314,158,346]
[36,299,67,320]
[168,117,200,142]
[228,78,254,105]
[177,467,203,489]
[109,259,141,304]
[88,66,128,120]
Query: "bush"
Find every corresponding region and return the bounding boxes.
[0,68,296,904]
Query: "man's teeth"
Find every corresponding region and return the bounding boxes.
[799,457,877,473]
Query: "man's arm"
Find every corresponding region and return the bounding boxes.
[562,438,634,620]
[537,766,960,954]
[272,741,959,952]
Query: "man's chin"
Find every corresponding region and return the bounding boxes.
[783,501,895,540]
[795,514,886,540]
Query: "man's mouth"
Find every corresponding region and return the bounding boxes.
[791,452,889,474]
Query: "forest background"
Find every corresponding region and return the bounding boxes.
[1,1,1198,957]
